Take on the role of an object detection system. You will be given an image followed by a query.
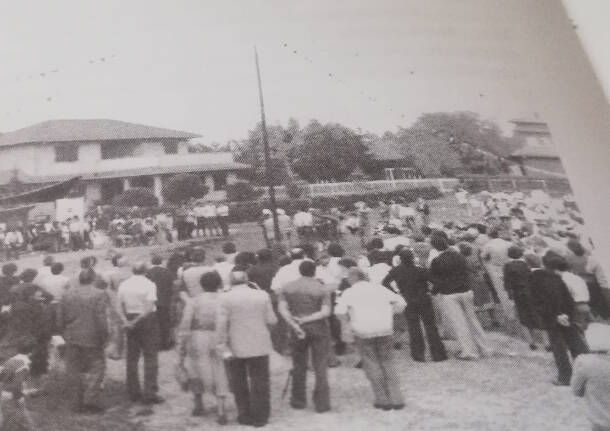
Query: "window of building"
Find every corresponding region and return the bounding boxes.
[55,143,79,162]
[212,172,227,190]
[163,141,178,154]
[101,141,138,159]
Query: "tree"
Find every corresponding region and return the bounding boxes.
[162,174,208,204]
[289,121,374,182]
[226,181,263,202]
[112,187,158,207]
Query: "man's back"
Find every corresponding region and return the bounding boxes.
[572,354,610,430]
[59,285,108,347]
[281,277,330,335]
[430,250,469,295]
[182,265,213,297]
[217,286,276,358]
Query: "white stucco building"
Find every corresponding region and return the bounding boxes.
[0,119,249,205]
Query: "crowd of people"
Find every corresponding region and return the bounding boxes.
[0,188,608,430]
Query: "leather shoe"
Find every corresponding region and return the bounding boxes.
[141,395,165,405]
[374,404,392,411]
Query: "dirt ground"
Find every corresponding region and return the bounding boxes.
[8,198,603,430]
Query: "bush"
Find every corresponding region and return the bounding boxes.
[285,181,306,199]
[162,174,208,204]
[112,187,158,207]
[226,181,263,202]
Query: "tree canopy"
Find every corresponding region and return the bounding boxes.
[161,174,208,204]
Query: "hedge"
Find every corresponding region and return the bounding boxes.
[227,186,441,223]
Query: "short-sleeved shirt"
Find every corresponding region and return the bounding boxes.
[118,275,157,314]
[182,265,214,297]
[279,277,331,336]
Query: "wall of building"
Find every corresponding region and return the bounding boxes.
[0,141,235,178]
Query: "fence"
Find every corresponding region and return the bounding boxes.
[461,176,572,196]
[256,178,459,199]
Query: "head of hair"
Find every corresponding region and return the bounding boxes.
[190,248,206,263]
[299,260,317,277]
[111,253,123,267]
[458,242,472,257]
[200,271,222,292]
[132,262,148,275]
[398,248,415,267]
[488,228,500,239]
[327,243,345,258]
[524,253,542,269]
[338,257,358,269]
[222,242,236,255]
[19,268,38,283]
[290,248,305,260]
[421,226,432,236]
[2,263,18,277]
[256,248,273,263]
[507,246,524,260]
[235,251,257,268]
[368,249,384,265]
[42,255,55,267]
[229,270,249,285]
[566,239,586,257]
[346,267,368,284]
[299,243,316,260]
[50,262,64,275]
[430,234,448,251]
[366,237,384,251]
[80,256,96,269]
[542,251,568,271]
[151,255,163,266]
[79,268,96,285]
[279,256,292,267]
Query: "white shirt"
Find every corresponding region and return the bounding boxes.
[561,272,590,303]
[399,205,415,218]
[367,263,392,285]
[335,280,406,338]
[271,259,306,291]
[293,211,313,228]
[213,261,234,290]
[201,204,217,218]
[41,274,71,303]
[216,205,229,217]
[193,206,207,218]
[118,275,157,314]
[383,235,410,252]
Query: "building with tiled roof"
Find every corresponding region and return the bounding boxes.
[0,119,249,205]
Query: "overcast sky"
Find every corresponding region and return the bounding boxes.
[0,1,576,143]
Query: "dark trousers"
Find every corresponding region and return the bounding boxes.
[218,216,230,236]
[156,307,172,350]
[329,314,346,355]
[125,314,160,400]
[405,297,447,362]
[64,344,105,409]
[547,324,589,384]
[226,355,270,426]
[291,332,331,412]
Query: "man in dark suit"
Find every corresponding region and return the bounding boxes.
[530,252,589,386]
[146,255,175,350]
[57,268,109,413]
[217,270,277,427]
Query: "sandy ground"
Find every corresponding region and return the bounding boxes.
[8,198,605,430]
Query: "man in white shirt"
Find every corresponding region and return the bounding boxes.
[271,248,309,292]
[481,229,513,317]
[216,201,230,237]
[335,267,406,410]
[202,202,220,236]
[118,262,163,404]
[557,263,592,333]
[293,209,314,242]
[42,262,71,303]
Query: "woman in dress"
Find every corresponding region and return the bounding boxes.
[177,271,229,424]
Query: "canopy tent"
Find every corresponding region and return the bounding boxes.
[0,176,80,207]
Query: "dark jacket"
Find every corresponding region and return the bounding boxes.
[430,249,470,295]
[383,265,431,304]
[248,263,278,294]
[503,260,530,300]
[58,284,109,348]
[528,268,575,330]
[147,265,175,309]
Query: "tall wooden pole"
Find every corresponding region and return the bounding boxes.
[254,47,282,244]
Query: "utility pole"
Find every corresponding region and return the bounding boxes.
[254,47,282,244]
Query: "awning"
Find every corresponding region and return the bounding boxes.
[0,176,80,206]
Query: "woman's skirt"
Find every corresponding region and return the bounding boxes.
[184,330,230,397]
